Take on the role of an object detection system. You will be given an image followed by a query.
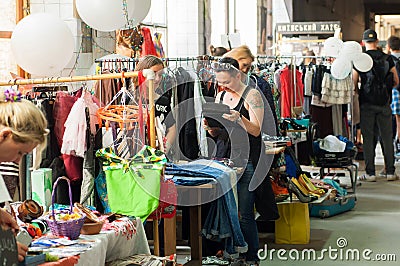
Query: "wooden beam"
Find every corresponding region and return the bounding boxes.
[0,31,12,39]
[16,0,24,22]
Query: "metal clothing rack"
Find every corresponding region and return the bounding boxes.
[256,54,354,144]
[94,56,220,63]
[0,69,167,255]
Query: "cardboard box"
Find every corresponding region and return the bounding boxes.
[31,168,52,211]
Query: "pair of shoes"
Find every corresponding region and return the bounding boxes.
[298,174,326,197]
[288,178,318,203]
[386,174,398,181]
[358,174,377,182]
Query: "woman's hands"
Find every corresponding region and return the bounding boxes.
[203,119,221,137]
[222,109,242,123]
[17,242,28,262]
[0,208,18,232]
[0,208,28,262]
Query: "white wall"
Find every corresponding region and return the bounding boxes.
[209,0,257,53]
[166,0,203,57]
[234,0,257,52]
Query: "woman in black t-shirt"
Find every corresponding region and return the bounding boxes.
[133,55,176,154]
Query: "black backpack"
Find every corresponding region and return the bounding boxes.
[361,52,392,106]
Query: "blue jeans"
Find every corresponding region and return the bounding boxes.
[202,188,248,257]
[167,160,248,256]
[238,162,259,262]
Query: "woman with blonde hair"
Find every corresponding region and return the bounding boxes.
[224,45,255,74]
[0,87,49,262]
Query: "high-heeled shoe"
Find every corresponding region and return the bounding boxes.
[298,174,326,197]
[288,179,318,203]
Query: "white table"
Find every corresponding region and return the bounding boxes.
[40,218,150,265]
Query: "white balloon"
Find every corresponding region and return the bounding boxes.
[76,0,133,32]
[11,13,74,76]
[323,37,343,57]
[353,53,374,72]
[339,41,363,60]
[129,0,152,26]
[331,57,352,80]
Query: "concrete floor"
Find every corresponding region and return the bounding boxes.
[261,145,400,266]
[178,145,400,265]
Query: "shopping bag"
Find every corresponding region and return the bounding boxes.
[104,162,163,220]
[96,146,167,221]
[275,202,310,244]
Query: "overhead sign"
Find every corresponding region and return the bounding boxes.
[276,21,341,34]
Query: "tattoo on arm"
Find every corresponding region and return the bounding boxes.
[247,91,264,109]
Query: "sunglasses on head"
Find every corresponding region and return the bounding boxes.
[210,62,240,73]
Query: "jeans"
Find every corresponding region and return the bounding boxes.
[202,188,248,257]
[237,162,259,262]
[360,103,395,175]
[165,159,234,195]
[166,160,248,257]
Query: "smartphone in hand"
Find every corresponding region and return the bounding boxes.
[16,230,32,247]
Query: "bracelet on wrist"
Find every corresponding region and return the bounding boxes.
[236,113,242,123]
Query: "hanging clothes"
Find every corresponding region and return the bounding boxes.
[61,91,99,158]
[153,32,165,58]
[321,73,352,104]
[141,27,158,57]
[93,70,121,106]
[279,66,304,118]
[176,67,200,160]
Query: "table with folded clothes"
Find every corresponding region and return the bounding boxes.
[164,159,246,263]
[36,217,150,266]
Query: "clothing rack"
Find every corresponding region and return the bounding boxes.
[95,56,220,63]
[0,71,156,151]
[0,69,165,255]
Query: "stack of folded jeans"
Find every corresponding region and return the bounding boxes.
[165,159,248,258]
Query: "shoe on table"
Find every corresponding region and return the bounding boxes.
[358,174,377,182]
[386,174,398,181]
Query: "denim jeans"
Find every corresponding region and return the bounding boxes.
[166,159,248,256]
[238,162,259,262]
[202,189,248,257]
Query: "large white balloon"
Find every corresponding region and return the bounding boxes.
[130,0,152,26]
[331,57,353,80]
[339,41,363,61]
[76,0,131,32]
[11,13,74,76]
[323,37,343,57]
[353,53,373,72]
[76,0,151,31]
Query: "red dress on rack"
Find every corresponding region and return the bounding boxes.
[279,66,304,118]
